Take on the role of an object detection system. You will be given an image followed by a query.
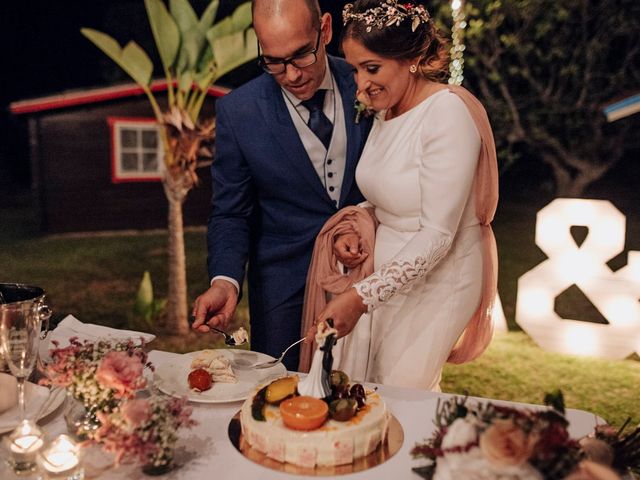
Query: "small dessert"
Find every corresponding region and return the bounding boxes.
[190,349,237,383]
[231,326,249,345]
[187,368,213,392]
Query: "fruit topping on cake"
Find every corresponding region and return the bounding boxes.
[280,396,329,431]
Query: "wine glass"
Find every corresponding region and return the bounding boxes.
[0,301,43,421]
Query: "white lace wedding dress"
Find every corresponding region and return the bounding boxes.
[337,89,484,390]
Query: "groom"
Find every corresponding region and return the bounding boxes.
[192,0,371,370]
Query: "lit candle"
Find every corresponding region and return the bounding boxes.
[3,419,44,473]
[38,434,84,480]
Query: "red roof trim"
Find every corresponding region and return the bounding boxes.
[9,80,230,115]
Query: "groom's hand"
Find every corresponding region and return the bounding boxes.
[191,280,238,332]
[334,233,368,269]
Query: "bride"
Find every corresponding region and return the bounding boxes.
[306,0,499,391]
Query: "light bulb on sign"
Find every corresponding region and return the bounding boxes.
[517,199,640,359]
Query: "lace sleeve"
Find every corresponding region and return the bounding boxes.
[354,237,450,310]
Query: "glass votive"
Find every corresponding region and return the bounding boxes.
[3,419,45,474]
[37,434,84,480]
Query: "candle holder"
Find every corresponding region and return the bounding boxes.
[37,434,84,480]
[2,419,45,474]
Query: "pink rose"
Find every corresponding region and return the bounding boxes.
[479,418,538,467]
[564,460,621,480]
[96,351,145,398]
[121,399,151,428]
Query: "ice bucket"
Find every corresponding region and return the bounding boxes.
[0,283,52,373]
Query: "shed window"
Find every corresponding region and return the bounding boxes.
[109,117,164,182]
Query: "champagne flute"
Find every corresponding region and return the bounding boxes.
[0,302,43,421]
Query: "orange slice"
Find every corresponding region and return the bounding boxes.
[280,396,329,431]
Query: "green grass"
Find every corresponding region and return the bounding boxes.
[1,202,638,429]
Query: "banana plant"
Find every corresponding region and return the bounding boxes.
[81,0,257,334]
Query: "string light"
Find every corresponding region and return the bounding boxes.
[449,0,467,85]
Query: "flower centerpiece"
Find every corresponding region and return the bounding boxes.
[93,396,196,475]
[411,392,640,480]
[43,337,152,438]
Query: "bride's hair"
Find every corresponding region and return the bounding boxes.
[341,0,449,83]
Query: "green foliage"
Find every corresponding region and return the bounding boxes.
[429,0,640,194]
[80,29,154,88]
[133,271,167,329]
[81,0,257,123]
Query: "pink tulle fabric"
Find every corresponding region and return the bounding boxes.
[298,85,499,372]
[298,207,377,372]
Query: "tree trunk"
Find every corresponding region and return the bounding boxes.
[160,174,190,335]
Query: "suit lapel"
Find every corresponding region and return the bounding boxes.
[332,58,367,207]
[257,78,333,203]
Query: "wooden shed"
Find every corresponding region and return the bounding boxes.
[9,81,228,233]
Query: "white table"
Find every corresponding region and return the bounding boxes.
[1,350,601,480]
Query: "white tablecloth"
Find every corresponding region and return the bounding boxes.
[1,350,601,480]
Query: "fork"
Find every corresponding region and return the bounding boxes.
[208,325,241,346]
[252,338,306,369]
[188,316,246,346]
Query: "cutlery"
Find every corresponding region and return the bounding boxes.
[188,316,246,346]
[252,338,306,369]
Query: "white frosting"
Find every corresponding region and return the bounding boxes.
[241,389,389,468]
[0,373,18,413]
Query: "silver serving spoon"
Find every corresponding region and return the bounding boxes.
[252,338,306,369]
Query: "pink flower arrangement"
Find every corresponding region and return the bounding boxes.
[411,393,639,480]
[43,337,152,417]
[93,395,196,469]
[96,351,146,398]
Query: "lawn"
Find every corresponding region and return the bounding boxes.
[1,198,638,429]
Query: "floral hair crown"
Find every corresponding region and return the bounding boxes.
[342,1,430,33]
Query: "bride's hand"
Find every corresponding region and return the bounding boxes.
[316,288,367,338]
[334,233,368,269]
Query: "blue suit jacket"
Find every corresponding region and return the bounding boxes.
[207,56,371,338]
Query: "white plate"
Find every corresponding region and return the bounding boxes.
[0,384,67,434]
[153,349,286,403]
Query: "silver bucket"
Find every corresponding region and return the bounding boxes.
[0,283,52,374]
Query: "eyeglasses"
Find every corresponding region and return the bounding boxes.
[258,28,322,75]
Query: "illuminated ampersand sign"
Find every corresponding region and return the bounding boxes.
[516,199,640,359]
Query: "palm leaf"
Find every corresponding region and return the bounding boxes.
[144,0,180,72]
[80,28,153,87]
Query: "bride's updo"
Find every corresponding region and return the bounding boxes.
[341,0,449,82]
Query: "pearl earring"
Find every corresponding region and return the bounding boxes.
[409,64,417,73]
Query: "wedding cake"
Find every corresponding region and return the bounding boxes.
[239,324,390,468]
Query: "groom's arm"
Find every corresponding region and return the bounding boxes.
[207,98,253,295]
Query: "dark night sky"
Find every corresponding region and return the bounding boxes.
[0,1,348,185]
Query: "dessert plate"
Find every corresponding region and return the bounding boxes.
[0,383,66,434]
[154,349,286,403]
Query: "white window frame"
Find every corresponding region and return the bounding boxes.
[108,117,164,183]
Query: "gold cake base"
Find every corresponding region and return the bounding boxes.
[228,411,404,476]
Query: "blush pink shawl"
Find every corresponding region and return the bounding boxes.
[298,85,498,373]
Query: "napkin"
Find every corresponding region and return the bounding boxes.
[0,373,18,413]
[0,381,50,433]
[40,315,156,360]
